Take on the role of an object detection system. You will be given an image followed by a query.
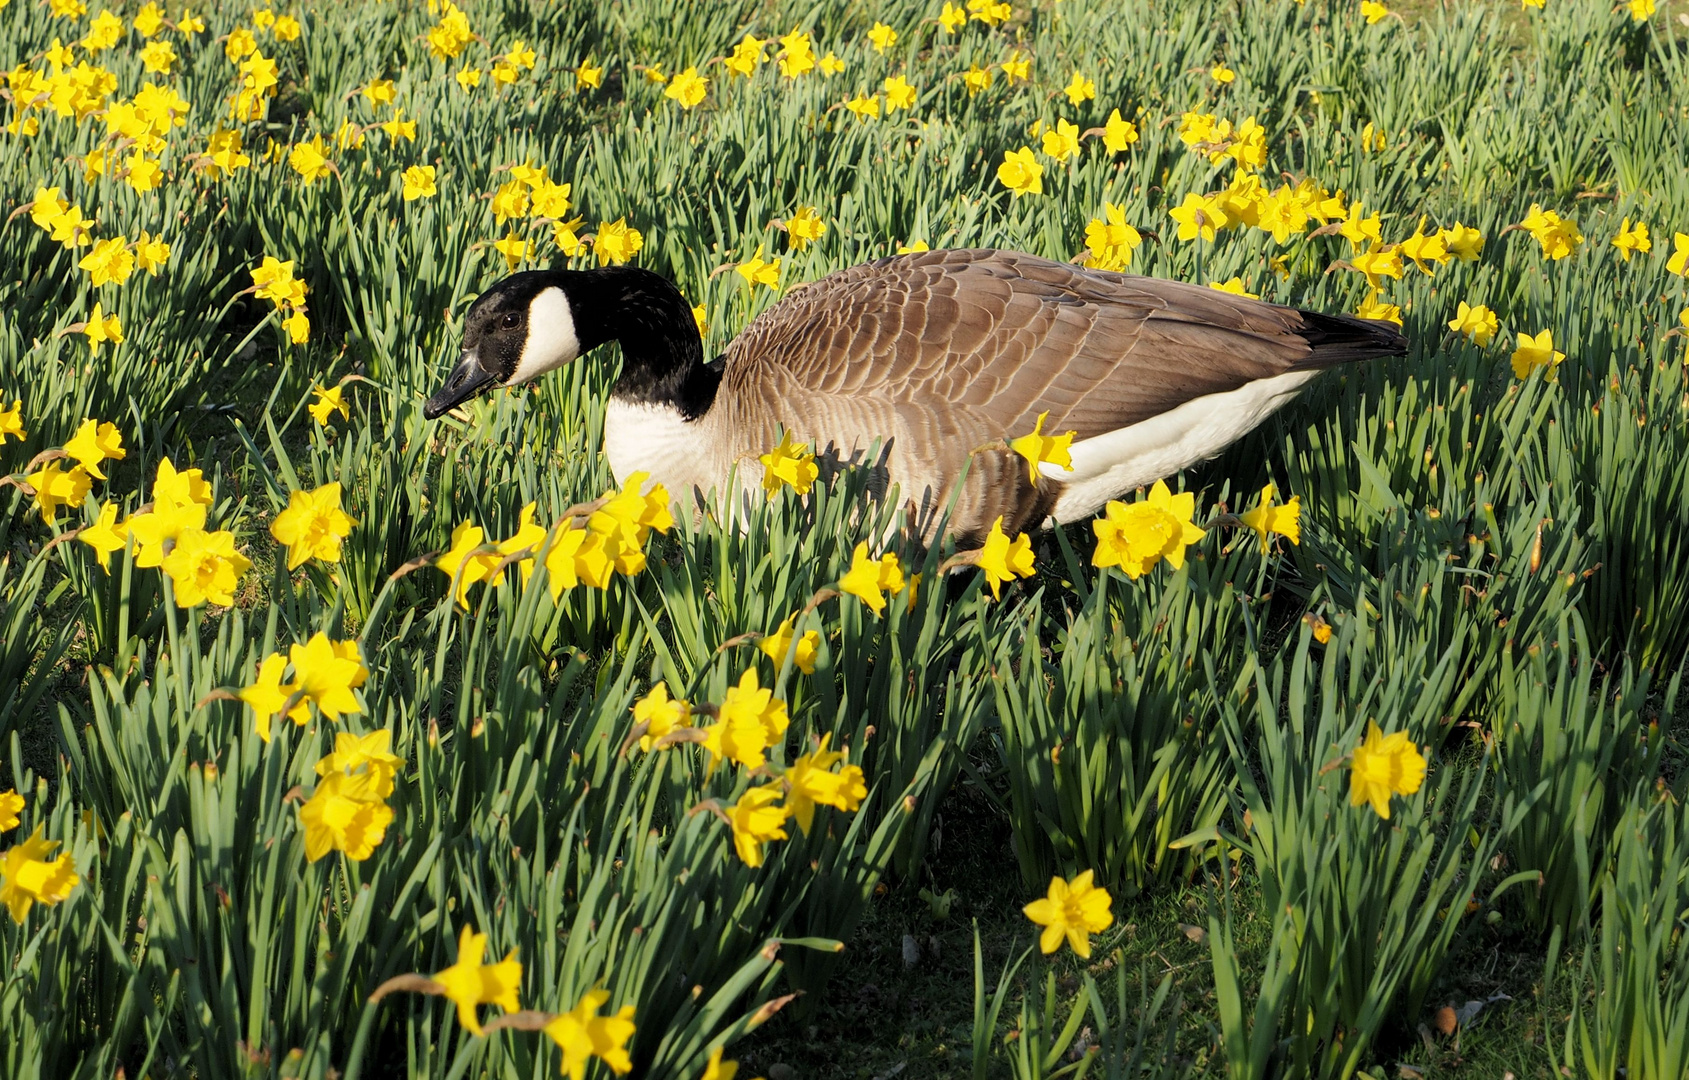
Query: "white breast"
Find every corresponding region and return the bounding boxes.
[602,398,724,499]
[1047,370,1317,522]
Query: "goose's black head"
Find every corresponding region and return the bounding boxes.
[424,265,716,421]
[423,271,581,419]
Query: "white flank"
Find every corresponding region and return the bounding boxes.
[507,286,580,385]
[1047,370,1317,522]
[602,398,707,494]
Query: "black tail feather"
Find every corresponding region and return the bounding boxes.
[1291,309,1409,369]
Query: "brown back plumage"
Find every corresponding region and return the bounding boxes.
[702,248,1403,541]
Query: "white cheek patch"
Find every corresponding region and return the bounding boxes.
[507,286,580,385]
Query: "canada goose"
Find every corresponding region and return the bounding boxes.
[423,248,1405,542]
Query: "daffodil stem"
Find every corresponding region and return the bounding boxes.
[440,1035,483,1080]
[340,999,383,1080]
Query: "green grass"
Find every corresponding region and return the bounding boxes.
[3,0,1689,1077]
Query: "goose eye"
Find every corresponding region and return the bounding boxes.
[501,311,522,330]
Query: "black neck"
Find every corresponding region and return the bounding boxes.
[559,266,719,420]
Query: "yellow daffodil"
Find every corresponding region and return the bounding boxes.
[837,542,905,615]
[492,231,529,271]
[289,632,367,720]
[699,701,777,772]
[819,52,844,76]
[976,517,1035,599]
[1238,484,1300,546]
[1168,192,1228,242]
[632,682,692,750]
[436,520,494,608]
[82,303,123,353]
[1350,244,1404,287]
[845,93,881,119]
[251,256,302,306]
[1355,289,1402,326]
[1209,277,1259,299]
[573,58,603,89]
[784,205,826,250]
[298,769,391,861]
[1510,329,1565,379]
[1091,480,1206,579]
[1360,1,1391,24]
[425,3,471,59]
[716,666,789,751]
[1040,118,1081,163]
[543,989,636,1080]
[431,925,522,1036]
[0,826,79,923]
[883,74,916,111]
[1348,721,1426,818]
[62,418,125,479]
[402,165,437,201]
[283,311,310,344]
[736,247,781,290]
[997,146,1044,197]
[1001,51,1031,82]
[1337,202,1383,249]
[1398,217,1451,274]
[1211,63,1236,83]
[315,730,403,797]
[379,110,416,141]
[1062,71,1096,105]
[759,617,820,675]
[308,385,349,426]
[593,219,643,266]
[242,652,309,742]
[700,1047,739,1080]
[723,34,765,78]
[940,1,968,32]
[867,21,897,52]
[1083,202,1142,271]
[1612,218,1650,261]
[1009,410,1076,483]
[0,398,24,444]
[25,461,93,524]
[1102,108,1138,153]
[776,735,865,836]
[78,502,128,572]
[726,786,790,867]
[133,2,164,35]
[288,137,332,184]
[1519,204,1583,260]
[1023,870,1114,958]
[78,236,134,287]
[1628,0,1655,22]
[970,0,1012,25]
[159,527,250,607]
[962,64,993,96]
[1448,301,1498,346]
[1666,232,1689,277]
[531,179,573,218]
[758,429,818,494]
[541,524,614,596]
[664,66,707,108]
[0,790,23,832]
[270,482,356,570]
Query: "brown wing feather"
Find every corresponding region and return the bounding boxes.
[716,248,1400,541]
[722,248,1341,439]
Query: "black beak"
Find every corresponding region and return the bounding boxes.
[423,353,499,419]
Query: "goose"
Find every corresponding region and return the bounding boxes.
[422,248,1405,542]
